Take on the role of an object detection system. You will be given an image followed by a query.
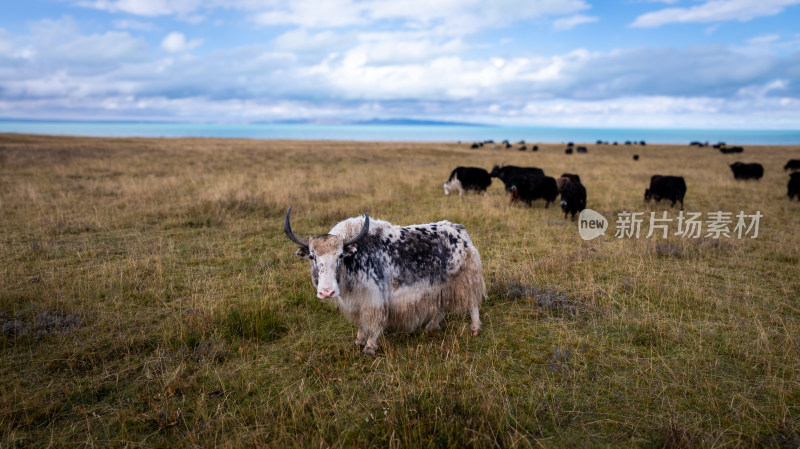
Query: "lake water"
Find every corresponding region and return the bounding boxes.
[1,120,798,145]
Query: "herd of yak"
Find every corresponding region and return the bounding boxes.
[445,141,800,219]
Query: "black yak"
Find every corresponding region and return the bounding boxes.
[729,162,763,180]
[645,175,686,209]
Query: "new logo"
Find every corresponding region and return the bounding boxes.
[578,209,608,240]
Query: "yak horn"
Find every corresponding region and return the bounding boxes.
[343,214,370,247]
[284,206,309,247]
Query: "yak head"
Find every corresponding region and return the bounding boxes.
[489,164,503,178]
[284,207,369,299]
[644,188,652,202]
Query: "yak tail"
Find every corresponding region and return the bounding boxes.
[442,246,486,314]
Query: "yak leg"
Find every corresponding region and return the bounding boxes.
[424,308,446,335]
[469,289,482,337]
[362,327,383,356]
[359,304,387,356]
[355,328,365,347]
[470,305,481,336]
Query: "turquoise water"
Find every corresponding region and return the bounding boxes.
[0,120,798,145]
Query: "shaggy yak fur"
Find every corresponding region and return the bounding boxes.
[285,208,486,356]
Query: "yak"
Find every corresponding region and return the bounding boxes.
[285,208,486,356]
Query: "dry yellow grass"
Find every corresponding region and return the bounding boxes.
[1,133,799,447]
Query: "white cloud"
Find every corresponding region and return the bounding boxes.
[251,0,592,34]
[273,28,468,65]
[76,0,210,17]
[71,0,592,31]
[552,14,598,31]
[254,0,367,27]
[23,17,149,67]
[161,32,203,52]
[1,11,798,129]
[348,33,466,64]
[0,28,14,56]
[736,79,787,97]
[631,0,800,27]
[299,44,786,104]
[79,0,174,16]
[748,34,781,45]
[733,33,800,56]
[113,19,155,31]
[5,91,797,129]
[365,0,590,28]
[56,31,148,64]
[272,29,350,53]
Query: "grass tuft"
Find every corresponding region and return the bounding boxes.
[223,306,287,342]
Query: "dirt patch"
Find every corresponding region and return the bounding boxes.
[1,311,82,339]
[654,242,692,258]
[656,422,698,449]
[490,278,592,315]
[158,339,229,364]
[547,347,572,373]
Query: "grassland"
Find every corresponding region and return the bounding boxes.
[1,133,799,448]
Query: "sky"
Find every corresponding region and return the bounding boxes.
[0,0,799,129]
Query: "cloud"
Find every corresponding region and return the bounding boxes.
[272,29,352,54]
[0,11,798,129]
[733,33,800,56]
[113,19,155,31]
[76,0,208,17]
[273,29,466,65]
[78,0,593,35]
[347,33,467,64]
[299,45,780,103]
[0,28,14,56]
[2,90,797,129]
[254,0,368,28]
[2,39,791,103]
[552,14,598,31]
[631,0,800,28]
[78,0,173,16]
[161,32,203,52]
[21,17,149,68]
[53,31,149,65]
[363,0,591,30]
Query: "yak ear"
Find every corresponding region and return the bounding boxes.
[295,246,310,258]
[342,244,358,257]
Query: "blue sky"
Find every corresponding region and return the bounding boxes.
[1,0,799,128]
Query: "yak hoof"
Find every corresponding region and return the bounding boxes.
[363,347,377,357]
[470,329,480,337]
